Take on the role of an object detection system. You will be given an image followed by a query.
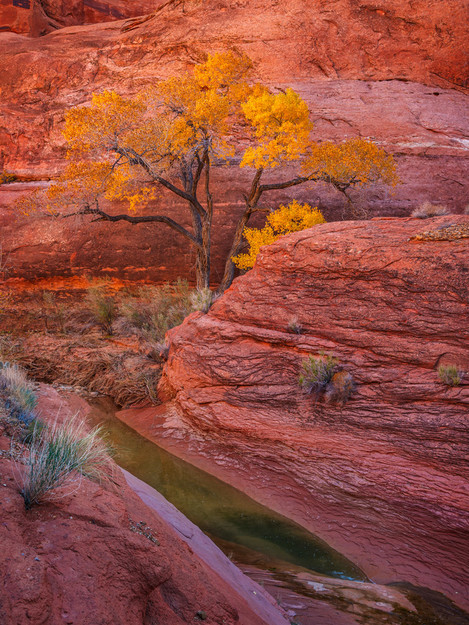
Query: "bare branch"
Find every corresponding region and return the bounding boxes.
[64,206,200,247]
[112,146,207,217]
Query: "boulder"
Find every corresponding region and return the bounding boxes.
[158,216,469,609]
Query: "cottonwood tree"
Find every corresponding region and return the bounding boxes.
[19,52,398,292]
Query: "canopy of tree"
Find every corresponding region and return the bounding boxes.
[18,51,398,291]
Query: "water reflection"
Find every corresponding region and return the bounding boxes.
[88,398,366,581]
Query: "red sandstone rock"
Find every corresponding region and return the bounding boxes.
[153,216,469,610]
[0,385,288,625]
[0,0,162,35]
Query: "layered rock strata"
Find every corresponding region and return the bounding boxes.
[156,216,469,609]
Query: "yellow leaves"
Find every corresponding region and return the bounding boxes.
[233,201,325,270]
[156,51,252,156]
[240,88,313,169]
[64,90,145,155]
[193,51,252,91]
[44,161,157,214]
[266,199,326,233]
[303,138,399,187]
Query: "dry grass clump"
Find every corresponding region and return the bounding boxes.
[411,201,449,219]
[438,364,464,387]
[0,362,37,425]
[118,280,213,343]
[299,353,339,396]
[86,286,117,335]
[287,317,303,334]
[299,353,355,405]
[20,415,113,510]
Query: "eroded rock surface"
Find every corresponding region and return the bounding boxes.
[0,0,162,35]
[157,216,469,610]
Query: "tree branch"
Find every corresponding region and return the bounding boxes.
[66,206,200,246]
[258,175,311,193]
[112,146,207,217]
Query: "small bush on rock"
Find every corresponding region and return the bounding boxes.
[20,415,113,510]
[438,364,464,387]
[299,353,355,405]
[411,201,449,219]
[287,317,303,334]
[299,353,338,395]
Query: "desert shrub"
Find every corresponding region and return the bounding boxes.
[20,415,113,510]
[287,317,303,334]
[325,370,355,405]
[0,362,37,425]
[411,201,449,219]
[299,353,339,395]
[86,286,116,335]
[438,364,464,387]
[299,353,355,405]
[190,286,214,314]
[42,291,68,333]
[119,280,213,343]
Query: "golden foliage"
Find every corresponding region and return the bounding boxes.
[241,88,313,169]
[57,51,257,210]
[303,138,399,186]
[233,200,325,270]
[63,90,145,155]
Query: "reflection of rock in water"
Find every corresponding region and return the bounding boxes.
[88,397,365,581]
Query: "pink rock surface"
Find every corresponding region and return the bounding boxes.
[155,216,469,610]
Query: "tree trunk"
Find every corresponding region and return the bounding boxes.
[217,205,252,294]
[195,218,211,290]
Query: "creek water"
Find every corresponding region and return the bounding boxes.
[87,398,366,582]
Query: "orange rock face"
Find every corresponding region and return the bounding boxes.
[0,0,468,283]
[0,0,161,35]
[159,216,469,609]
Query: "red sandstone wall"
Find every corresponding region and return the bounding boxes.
[0,0,162,34]
[0,0,467,283]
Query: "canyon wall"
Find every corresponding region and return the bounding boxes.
[157,216,469,609]
[0,0,468,283]
[0,0,163,36]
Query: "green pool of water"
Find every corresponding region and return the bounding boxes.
[87,399,366,581]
